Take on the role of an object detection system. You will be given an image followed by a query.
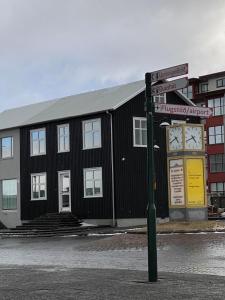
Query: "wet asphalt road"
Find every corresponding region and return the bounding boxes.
[1,232,225,276]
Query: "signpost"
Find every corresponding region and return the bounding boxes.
[145,63,188,282]
[154,103,213,118]
[151,63,188,82]
[151,77,188,96]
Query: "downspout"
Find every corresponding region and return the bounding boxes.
[106,110,116,227]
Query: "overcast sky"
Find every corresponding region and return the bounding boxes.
[0,0,225,112]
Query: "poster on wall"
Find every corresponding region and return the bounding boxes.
[169,159,185,206]
[186,158,205,207]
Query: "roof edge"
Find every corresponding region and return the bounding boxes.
[112,86,145,110]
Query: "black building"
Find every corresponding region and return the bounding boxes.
[0,80,197,227]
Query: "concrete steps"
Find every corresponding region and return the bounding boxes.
[0,227,95,238]
[14,212,82,231]
[0,212,85,238]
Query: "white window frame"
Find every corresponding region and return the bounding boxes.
[153,93,166,104]
[30,128,46,156]
[208,97,225,116]
[0,136,13,159]
[208,126,224,145]
[31,173,47,201]
[133,117,147,147]
[82,118,102,150]
[57,124,70,153]
[83,167,103,198]
[1,178,17,211]
[210,182,225,194]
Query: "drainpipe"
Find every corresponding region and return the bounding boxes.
[106,110,116,227]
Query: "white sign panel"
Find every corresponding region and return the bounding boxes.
[154,103,213,118]
[169,159,185,206]
[151,63,188,82]
[151,77,188,96]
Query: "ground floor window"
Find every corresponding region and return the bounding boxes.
[31,173,47,200]
[210,182,225,194]
[2,179,17,210]
[83,167,103,197]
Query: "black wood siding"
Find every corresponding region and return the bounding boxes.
[113,90,198,219]
[20,113,112,220]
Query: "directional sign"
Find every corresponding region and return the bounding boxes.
[151,63,188,82]
[154,103,213,118]
[151,77,188,96]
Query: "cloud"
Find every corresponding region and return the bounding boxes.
[0,0,225,111]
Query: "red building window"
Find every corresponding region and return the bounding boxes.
[208,126,224,144]
[208,97,225,116]
[209,154,225,173]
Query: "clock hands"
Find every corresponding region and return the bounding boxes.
[170,136,179,144]
[186,135,197,143]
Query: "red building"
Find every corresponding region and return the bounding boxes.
[181,71,225,208]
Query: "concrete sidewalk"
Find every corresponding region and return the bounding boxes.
[128,220,225,234]
[0,266,224,299]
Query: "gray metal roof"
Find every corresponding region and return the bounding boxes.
[0,80,195,130]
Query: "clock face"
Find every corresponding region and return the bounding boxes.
[184,126,203,150]
[168,127,183,151]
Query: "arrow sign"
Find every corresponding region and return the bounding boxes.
[151,63,188,82]
[151,77,188,96]
[154,103,213,118]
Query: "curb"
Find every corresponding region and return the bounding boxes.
[127,228,225,234]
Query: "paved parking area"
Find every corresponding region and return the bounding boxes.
[1,266,225,300]
[1,233,225,299]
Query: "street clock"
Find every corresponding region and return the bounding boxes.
[168,126,183,151]
[167,124,204,152]
[184,125,203,151]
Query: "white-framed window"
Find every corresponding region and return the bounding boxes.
[210,182,225,194]
[208,97,225,116]
[31,173,47,200]
[1,179,17,210]
[208,126,224,144]
[30,128,46,156]
[83,167,103,198]
[153,93,166,104]
[0,137,13,159]
[133,117,147,147]
[83,119,101,149]
[57,124,70,152]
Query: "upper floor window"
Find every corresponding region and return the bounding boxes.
[179,86,193,99]
[83,119,101,149]
[208,97,225,116]
[2,179,17,210]
[201,83,208,93]
[208,126,224,144]
[216,78,225,88]
[133,117,147,147]
[57,124,70,153]
[30,128,46,156]
[31,173,47,200]
[0,137,13,159]
[153,93,166,104]
[83,167,103,198]
[209,154,225,173]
